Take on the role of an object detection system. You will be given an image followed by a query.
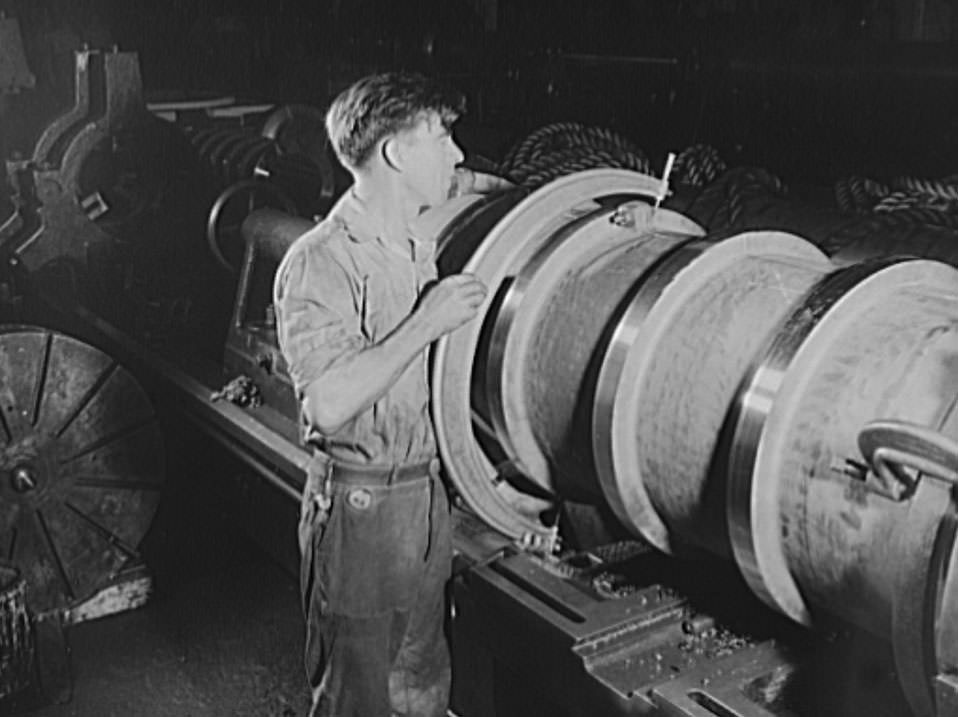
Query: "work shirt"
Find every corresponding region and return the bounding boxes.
[273,189,439,465]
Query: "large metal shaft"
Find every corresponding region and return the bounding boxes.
[727,258,958,631]
[426,169,958,714]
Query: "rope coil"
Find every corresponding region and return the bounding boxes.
[497,122,650,189]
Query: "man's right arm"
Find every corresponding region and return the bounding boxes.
[300,273,486,434]
[275,243,486,436]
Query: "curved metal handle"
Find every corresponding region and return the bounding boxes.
[857,419,958,497]
[206,179,298,273]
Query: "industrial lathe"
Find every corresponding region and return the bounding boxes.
[1,46,958,717]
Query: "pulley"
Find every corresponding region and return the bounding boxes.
[0,328,164,614]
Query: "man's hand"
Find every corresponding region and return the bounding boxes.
[450,167,515,197]
[415,273,488,340]
[298,273,487,434]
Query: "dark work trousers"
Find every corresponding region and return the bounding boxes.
[299,458,452,717]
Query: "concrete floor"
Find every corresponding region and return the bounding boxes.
[10,557,311,717]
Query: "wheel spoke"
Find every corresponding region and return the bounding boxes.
[0,405,11,444]
[52,362,118,439]
[30,331,53,427]
[72,476,163,491]
[65,501,140,559]
[35,508,76,601]
[5,527,17,562]
[58,415,156,464]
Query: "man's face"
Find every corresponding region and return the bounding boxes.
[397,113,464,209]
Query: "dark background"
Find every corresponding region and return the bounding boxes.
[3,0,958,185]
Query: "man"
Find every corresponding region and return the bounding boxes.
[273,72,500,717]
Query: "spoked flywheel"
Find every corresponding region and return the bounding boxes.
[0,327,164,614]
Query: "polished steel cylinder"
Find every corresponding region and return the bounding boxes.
[592,232,830,555]
[484,201,702,499]
[727,258,958,632]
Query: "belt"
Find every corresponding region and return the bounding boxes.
[314,455,439,487]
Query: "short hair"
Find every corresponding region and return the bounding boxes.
[325,72,466,171]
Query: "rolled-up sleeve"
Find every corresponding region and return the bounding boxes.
[273,240,366,399]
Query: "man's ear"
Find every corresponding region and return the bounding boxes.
[381,136,403,172]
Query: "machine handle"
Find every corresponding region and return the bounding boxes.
[206,179,298,273]
[857,419,958,498]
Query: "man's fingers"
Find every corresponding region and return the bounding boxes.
[459,279,487,294]
[440,274,487,302]
[461,285,487,305]
[444,272,485,287]
[443,273,475,285]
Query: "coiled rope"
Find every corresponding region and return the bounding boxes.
[492,126,953,248]
[496,122,729,195]
[834,174,958,231]
[670,143,727,188]
[683,165,787,231]
[497,122,650,189]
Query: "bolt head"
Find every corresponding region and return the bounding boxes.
[11,466,36,493]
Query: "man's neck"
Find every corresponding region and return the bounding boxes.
[352,176,420,251]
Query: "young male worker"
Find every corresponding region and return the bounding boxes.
[274,72,507,717]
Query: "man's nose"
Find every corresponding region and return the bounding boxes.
[450,141,465,165]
